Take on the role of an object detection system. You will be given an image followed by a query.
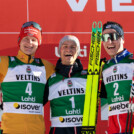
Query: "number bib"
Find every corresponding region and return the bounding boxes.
[48,72,87,127]
[102,62,134,115]
[2,56,46,115]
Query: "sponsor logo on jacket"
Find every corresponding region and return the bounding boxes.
[67,80,73,87]
[106,74,128,83]
[109,102,128,112]
[16,74,40,81]
[13,103,40,111]
[59,116,83,123]
[58,88,84,96]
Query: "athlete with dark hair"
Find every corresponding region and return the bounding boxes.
[101,21,134,134]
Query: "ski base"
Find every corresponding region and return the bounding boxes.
[81,126,95,134]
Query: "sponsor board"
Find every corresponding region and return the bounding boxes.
[0,0,134,133]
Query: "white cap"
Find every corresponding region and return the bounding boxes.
[59,35,80,56]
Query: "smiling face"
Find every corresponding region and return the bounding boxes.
[60,40,78,65]
[19,36,38,55]
[102,29,124,58]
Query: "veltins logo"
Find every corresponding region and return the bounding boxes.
[113,66,117,73]
[67,80,73,87]
[26,66,31,73]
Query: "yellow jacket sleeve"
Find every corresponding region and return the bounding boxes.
[0,56,9,83]
[41,59,55,80]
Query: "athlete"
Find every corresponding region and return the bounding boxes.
[0,21,55,134]
[44,35,87,134]
[101,21,134,134]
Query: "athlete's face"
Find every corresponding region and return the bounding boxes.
[102,29,124,58]
[19,36,38,55]
[60,40,78,65]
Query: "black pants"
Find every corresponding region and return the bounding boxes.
[49,127,82,134]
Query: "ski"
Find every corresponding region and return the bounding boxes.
[81,21,102,134]
[125,71,134,134]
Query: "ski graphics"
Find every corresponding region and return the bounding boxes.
[82,21,102,134]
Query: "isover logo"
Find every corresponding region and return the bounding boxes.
[59,116,83,123]
[14,103,20,109]
[13,103,40,110]
[109,102,128,112]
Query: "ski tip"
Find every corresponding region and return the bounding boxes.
[98,21,102,29]
[92,21,97,29]
[92,21,102,30]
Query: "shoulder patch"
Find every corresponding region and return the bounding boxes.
[10,57,15,62]
[51,73,56,78]
[81,70,87,75]
[35,59,40,64]
[106,60,111,64]
[128,54,133,59]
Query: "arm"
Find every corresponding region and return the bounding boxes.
[0,56,9,110]
[99,58,107,98]
[41,59,55,80]
[0,84,2,110]
[100,79,107,98]
[43,80,49,106]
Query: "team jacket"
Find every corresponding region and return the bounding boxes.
[0,50,55,134]
[101,49,134,134]
[44,59,87,134]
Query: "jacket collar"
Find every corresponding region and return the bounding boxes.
[108,49,131,64]
[16,50,35,64]
[55,58,83,78]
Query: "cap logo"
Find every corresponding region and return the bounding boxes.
[106,25,112,28]
[24,28,38,35]
[27,33,34,36]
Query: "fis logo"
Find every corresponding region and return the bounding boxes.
[35,59,40,64]
[81,70,87,75]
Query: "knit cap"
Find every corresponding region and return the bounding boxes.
[18,22,42,45]
[59,35,80,56]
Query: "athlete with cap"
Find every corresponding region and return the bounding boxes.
[101,21,134,134]
[0,21,55,134]
[44,35,87,134]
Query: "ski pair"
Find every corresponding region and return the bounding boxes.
[125,71,134,134]
[81,21,102,134]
